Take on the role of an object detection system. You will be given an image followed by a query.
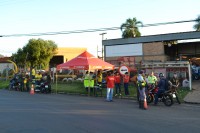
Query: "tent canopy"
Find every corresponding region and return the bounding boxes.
[57,51,114,70]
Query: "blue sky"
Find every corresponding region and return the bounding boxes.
[0,0,200,56]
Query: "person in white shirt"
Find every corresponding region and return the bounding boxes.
[182,78,189,88]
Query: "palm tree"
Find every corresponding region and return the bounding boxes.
[193,15,200,31]
[120,17,143,38]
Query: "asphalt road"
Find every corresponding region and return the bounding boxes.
[0,89,200,133]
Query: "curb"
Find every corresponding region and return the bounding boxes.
[184,101,200,105]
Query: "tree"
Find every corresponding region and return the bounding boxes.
[11,38,58,71]
[11,48,27,68]
[120,17,143,38]
[25,39,57,69]
[193,15,200,31]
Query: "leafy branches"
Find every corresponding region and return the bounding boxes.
[11,38,58,70]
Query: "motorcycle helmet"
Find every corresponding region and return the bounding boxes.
[159,73,164,77]
[139,70,144,74]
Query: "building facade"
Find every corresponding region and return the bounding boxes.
[49,47,87,67]
[103,31,200,67]
[103,31,200,81]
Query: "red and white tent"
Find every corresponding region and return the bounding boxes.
[57,51,114,70]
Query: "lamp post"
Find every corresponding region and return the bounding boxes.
[99,33,107,60]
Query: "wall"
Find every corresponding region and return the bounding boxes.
[142,42,168,62]
[105,42,168,67]
[0,63,14,74]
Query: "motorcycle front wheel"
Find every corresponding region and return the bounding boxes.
[147,94,154,103]
[163,94,174,106]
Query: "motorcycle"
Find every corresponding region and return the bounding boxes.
[34,80,51,93]
[34,80,42,92]
[168,81,181,104]
[9,76,22,91]
[146,85,157,103]
[147,86,174,106]
[40,81,51,93]
[10,81,21,91]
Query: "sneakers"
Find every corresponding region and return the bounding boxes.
[106,99,113,102]
[115,93,122,96]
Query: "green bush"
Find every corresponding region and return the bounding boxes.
[0,80,9,89]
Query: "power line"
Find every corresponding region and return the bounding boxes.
[142,19,196,27]
[0,19,198,37]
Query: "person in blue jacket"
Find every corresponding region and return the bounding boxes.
[154,73,168,105]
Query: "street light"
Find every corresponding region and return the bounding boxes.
[99,32,107,60]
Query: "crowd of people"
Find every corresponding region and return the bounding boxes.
[83,70,183,110]
[9,68,52,93]
[9,67,184,110]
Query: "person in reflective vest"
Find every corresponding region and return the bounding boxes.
[137,70,147,109]
[31,67,36,79]
[84,71,90,92]
[35,72,42,80]
[147,71,157,88]
[89,72,94,93]
[97,70,102,85]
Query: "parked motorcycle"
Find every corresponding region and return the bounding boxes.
[147,87,174,106]
[34,80,51,93]
[40,81,51,93]
[168,81,181,104]
[10,81,21,91]
[9,75,22,91]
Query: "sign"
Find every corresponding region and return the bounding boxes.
[105,43,143,57]
[119,65,130,75]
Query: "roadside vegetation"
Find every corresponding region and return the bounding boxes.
[51,81,137,98]
[0,80,9,89]
[0,80,190,103]
[177,87,191,102]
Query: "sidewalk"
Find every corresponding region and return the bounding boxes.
[184,80,200,104]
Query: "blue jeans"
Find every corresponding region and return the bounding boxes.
[124,83,129,95]
[115,83,121,94]
[106,88,114,101]
[154,89,165,104]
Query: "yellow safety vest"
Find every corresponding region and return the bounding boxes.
[148,76,157,84]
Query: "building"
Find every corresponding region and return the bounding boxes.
[103,31,200,65]
[49,47,87,67]
[103,31,200,82]
[0,57,14,75]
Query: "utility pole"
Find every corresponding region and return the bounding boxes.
[99,33,107,60]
